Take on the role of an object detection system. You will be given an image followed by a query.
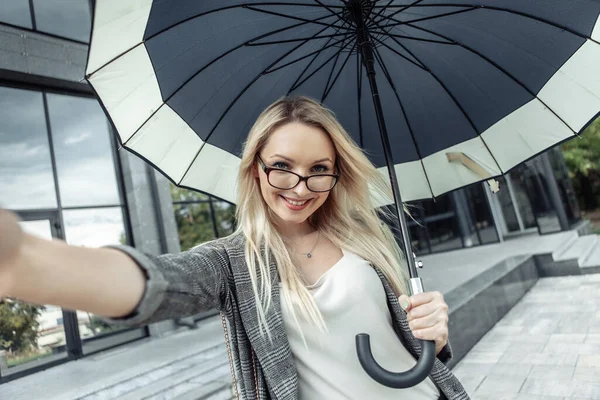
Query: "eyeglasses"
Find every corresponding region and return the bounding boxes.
[257,156,339,192]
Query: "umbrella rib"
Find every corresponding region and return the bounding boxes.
[286,34,343,94]
[369,31,453,45]
[374,6,478,30]
[90,11,335,78]
[371,19,504,175]
[357,49,364,149]
[404,21,579,136]
[266,34,353,73]
[143,3,344,42]
[322,41,357,102]
[285,19,353,93]
[247,31,350,46]
[121,21,335,148]
[368,0,426,28]
[370,44,435,199]
[182,27,352,184]
[321,44,344,101]
[370,36,427,71]
[244,5,350,31]
[373,3,600,44]
[312,0,341,18]
[289,38,355,92]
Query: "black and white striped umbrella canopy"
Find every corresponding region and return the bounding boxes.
[86,1,600,205]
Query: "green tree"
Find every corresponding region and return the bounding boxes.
[170,186,236,251]
[561,116,600,210]
[0,299,44,354]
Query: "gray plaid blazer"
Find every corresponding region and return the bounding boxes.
[106,233,469,400]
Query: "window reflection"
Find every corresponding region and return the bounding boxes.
[32,0,91,42]
[0,87,57,210]
[0,1,32,28]
[46,93,121,208]
[62,207,126,247]
[173,203,217,251]
[213,201,236,237]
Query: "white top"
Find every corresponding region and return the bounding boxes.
[280,250,440,400]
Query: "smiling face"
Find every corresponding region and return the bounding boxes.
[256,122,337,230]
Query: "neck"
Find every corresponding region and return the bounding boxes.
[275,220,315,240]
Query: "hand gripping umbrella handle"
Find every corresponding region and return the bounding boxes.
[355,335,436,388]
[355,276,436,388]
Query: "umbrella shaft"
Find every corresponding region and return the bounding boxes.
[353,10,419,279]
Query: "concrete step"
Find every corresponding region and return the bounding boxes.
[171,375,233,400]
[552,232,579,260]
[554,235,598,265]
[143,363,231,400]
[86,344,228,400]
[582,235,600,268]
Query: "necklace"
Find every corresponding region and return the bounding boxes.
[290,231,320,258]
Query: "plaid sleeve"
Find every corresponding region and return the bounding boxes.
[101,241,232,327]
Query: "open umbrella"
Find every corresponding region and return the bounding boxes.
[86,0,600,388]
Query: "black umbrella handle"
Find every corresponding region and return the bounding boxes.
[355,276,436,388]
[355,335,436,388]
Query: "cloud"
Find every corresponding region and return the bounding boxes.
[64,131,91,146]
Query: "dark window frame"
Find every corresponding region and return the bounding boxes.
[0,0,94,45]
[0,82,146,385]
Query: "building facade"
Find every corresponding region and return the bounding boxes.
[0,1,582,384]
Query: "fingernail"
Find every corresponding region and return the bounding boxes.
[401,300,409,310]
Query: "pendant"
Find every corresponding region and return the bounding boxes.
[307,253,312,258]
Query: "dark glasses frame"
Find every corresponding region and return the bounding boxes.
[257,156,340,193]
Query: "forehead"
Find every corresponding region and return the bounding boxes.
[262,122,336,161]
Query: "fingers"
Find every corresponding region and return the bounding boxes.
[411,324,449,344]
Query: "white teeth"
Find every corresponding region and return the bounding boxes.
[285,197,308,206]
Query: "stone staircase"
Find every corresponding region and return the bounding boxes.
[80,343,234,400]
[552,232,600,274]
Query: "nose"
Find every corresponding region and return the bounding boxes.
[292,179,311,198]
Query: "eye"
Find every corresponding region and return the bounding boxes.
[272,161,289,170]
[312,164,329,173]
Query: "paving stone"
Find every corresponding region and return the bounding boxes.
[573,367,600,382]
[499,351,579,366]
[528,365,574,380]
[548,333,586,344]
[585,334,600,343]
[459,352,504,364]
[488,364,532,379]
[519,378,574,397]
[570,381,600,400]
[474,375,526,396]
[578,355,600,368]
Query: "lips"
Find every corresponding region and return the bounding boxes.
[280,195,313,211]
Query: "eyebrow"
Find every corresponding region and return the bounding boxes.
[270,154,334,164]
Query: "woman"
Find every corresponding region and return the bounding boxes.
[0,96,468,399]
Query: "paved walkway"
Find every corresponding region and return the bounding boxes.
[453,273,600,400]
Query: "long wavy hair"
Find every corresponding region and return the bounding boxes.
[234,96,409,337]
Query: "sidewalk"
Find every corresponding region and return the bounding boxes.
[454,273,600,400]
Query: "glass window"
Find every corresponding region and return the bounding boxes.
[62,207,126,247]
[173,203,217,251]
[4,218,69,371]
[213,201,236,237]
[0,1,32,28]
[466,185,499,245]
[46,93,121,208]
[0,87,57,210]
[32,0,92,42]
[62,207,128,341]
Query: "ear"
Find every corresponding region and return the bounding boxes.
[253,163,259,178]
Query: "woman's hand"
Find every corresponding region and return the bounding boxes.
[398,291,449,355]
[0,209,24,296]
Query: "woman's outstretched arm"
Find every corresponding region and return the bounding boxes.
[0,209,231,327]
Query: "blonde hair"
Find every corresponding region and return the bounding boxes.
[235,96,409,337]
